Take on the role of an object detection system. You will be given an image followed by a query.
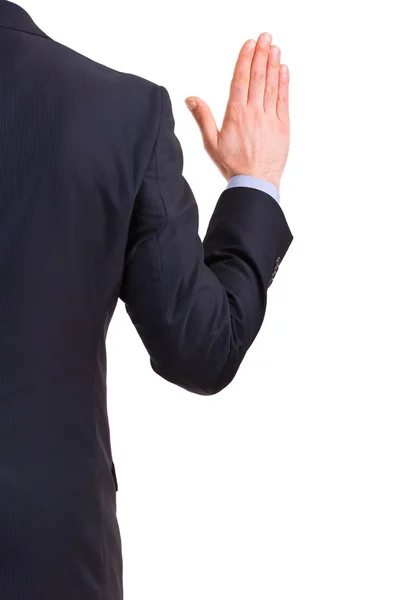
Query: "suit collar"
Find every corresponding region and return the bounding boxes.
[0,0,50,39]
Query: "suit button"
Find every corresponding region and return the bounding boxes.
[268,256,281,288]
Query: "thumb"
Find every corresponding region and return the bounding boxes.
[185,97,219,151]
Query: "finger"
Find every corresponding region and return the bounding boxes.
[276,64,290,123]
[229,39,257,106]
[264,45,281,112]
[247,32,273,106]
[185,97,219,152]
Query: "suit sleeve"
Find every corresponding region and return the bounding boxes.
[118,85,293,396]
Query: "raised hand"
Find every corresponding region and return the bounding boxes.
[185,32,290,189]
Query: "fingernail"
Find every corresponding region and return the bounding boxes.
[280,64,288,79]
[185,99,197,110]
[247,40,256,50]
[261,32,272,44]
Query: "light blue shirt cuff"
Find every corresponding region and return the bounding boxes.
[226,175,280,203]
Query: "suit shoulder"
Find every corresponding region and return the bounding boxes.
[44,37,161,97]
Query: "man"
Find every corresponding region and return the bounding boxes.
[0,1,293,598]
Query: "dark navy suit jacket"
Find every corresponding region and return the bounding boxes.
[0,1,293,598]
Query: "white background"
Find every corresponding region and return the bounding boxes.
[23,0,398,598]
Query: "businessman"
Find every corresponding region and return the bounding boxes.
[0,1,293,598]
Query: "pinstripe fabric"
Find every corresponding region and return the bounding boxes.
[0,1,293,598]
